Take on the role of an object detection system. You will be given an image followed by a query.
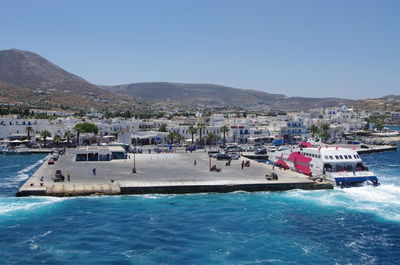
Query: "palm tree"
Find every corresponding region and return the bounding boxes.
[206,132,220,147]
[188,125,197,145]
[40,130,51,148]
[220,125,230,144]
[321,123,330,135]
[309,124,319,137]
[165,132,176,144]
[53,135,62,147]
[74,125,84,146]
[25,126,33,146]
[64,131,74,148]
[197,123,205,145]
[176,134,185,145]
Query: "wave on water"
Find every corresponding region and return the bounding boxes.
[0,196,66,218]
[283,184,400,222]
[1,155,49,188]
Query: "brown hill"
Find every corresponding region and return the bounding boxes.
[352,95,400,111]
[104,82,353,110]
[0,49,133,110]
[1,49,397,112]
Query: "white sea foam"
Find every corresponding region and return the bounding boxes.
[1,155,48,188]
[283,184,400,222]
[0,197,65,216]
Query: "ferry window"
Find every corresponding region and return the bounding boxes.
[329,156,334,159]
[344,155,348,159]
[324,155,328,159]
[318,155,321,158]
[353,155,357,159]
[335,155,339,159]
[339,155,344,159]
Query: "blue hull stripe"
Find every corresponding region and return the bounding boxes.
[335,176,378,185]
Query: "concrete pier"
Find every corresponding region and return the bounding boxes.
[16,148,332,197]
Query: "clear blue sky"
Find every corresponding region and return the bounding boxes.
[1,0,399,99]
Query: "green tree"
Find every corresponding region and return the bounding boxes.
[320,123,330,136]
[64,131,74,148]
[25,126,34,144]
[188,125,197,145]
[74,122,99,145]
[220,125,230,144]
[159,124,167,132]
[206,132,220,146]
[309,124,319,137]
[197,123,205,145]
[369,115,386,130]
[53,135,62,146]
[40,130,51,148]
[165,132,183,144]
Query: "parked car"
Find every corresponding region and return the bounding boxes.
[216,154,231,160]
[255,148,267,154]
[54,170,64,182]
[208,150,221,157]
[267,146,277,152]
[246,146,255,152]
[211,152,223,158]
[48,159,54,165]
[228,152,240,160]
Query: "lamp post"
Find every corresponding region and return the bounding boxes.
[209,138,211,171]
[132,135,137,174]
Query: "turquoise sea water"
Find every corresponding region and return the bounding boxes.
[386,125,400,131]
[0,148,400,265]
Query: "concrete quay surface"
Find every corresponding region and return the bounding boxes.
[17,148,332,197]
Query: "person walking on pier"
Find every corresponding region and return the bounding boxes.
[241,160,244,170]
[67,172,71,181]
[92,168,96,176]
[194,159,197,166]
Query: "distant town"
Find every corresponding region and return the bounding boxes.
[1,104,399,150]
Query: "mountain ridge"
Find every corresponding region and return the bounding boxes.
[0,49,398,111]
[0,49,135,110]
[102,82,354,110]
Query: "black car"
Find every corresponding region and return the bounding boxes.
[255,149,267,154]
[216,154,231,160]
[208,151,220,157]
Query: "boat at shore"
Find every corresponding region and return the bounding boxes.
[2,145,31,155]
[269,143,379,187]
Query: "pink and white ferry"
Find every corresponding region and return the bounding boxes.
[268,142,379,187]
